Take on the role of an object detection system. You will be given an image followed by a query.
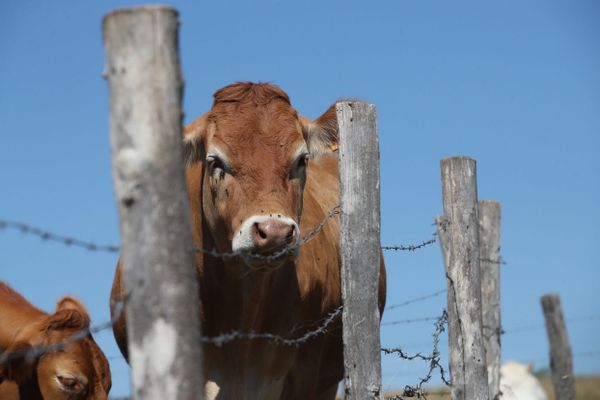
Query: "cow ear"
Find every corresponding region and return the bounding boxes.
[300,103,338,158]
[45,296,90,331]
[183,113,210,165]
[0,342,36,385]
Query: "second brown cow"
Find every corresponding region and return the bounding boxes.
[0,282,111,400]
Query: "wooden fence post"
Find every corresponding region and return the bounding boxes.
[541,294,576,400]
[338,101,382,400]
[436,156,489,400]
[103,7,203,400]
[478,200,501,400]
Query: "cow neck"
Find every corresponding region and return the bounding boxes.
[238,271,272,331]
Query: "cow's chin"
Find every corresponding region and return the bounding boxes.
[240,246,299,273]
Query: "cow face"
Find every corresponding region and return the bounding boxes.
[0,297,111,400]
[184,83,338,270]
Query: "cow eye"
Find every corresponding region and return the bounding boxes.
[290,153,309,179]
[206,155,226,175]
[296,153,310,169]
[57,375,85,393]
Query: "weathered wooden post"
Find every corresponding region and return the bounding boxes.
[541,294,576,400]
[103,6,204,400]
[338,101,382,400]
[436,156,489,400]
[479,200,501,400]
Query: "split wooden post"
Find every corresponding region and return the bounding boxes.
[103,7,203,400]
[479,200,501,400]
[541,294,576,400]
[338,101,382,400]
[436,156,489,400]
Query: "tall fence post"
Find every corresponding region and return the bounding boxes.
[436,156,489,400]
[338,101,382,400]
[103,6,204,400]
[541,294,576,400]
[478,200,501,400]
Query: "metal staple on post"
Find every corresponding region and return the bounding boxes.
[436,156,489,400]
[103,6,203,400]
[479,200,501,400]
[338,101,382,400]
[541,293,576,400]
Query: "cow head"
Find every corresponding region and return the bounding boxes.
[184,82,338,271]
[0,297,111,400]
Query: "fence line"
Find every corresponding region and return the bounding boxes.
[0,211,438,260]
[3,160,598,399]
[8,303,587,361]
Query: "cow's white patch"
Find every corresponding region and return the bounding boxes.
[131,318,178,399]
[232,215,298,253]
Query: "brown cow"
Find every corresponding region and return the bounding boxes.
[0,282,111,400]
[111,82,386,399]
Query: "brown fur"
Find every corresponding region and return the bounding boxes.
[111,82,386,399]
[0,282,111,400]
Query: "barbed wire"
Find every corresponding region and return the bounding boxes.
[382,310,450,399]
[0,219,120,253]
[572,349,600,358]
[386,289,446,311]
[382,316,443,327]
[201,305,342,347]
[479,257,507,266]
[381,234,437,252]
[502,314,600,335]
[1,209,437,261]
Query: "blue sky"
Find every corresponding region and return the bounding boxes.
[1,0,599,397]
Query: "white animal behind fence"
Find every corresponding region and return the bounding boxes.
[499,361,548,400]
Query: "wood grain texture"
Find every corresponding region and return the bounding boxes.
[541,294,576,400]
[438,156,489,400]
[478,200,501,400]
[338,101,382,400]
[103,7,204,400]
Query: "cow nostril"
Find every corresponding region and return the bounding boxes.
[255,223,267,240]
[285,225,296,244]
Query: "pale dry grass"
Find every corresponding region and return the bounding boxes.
[379,375,600,400]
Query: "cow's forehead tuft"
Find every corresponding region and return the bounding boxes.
[213,82,291,106]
